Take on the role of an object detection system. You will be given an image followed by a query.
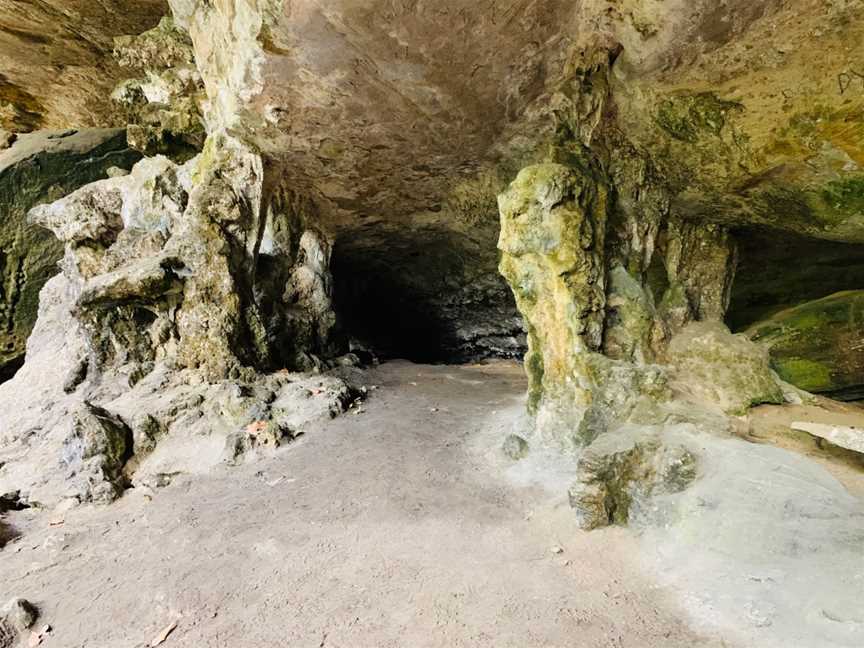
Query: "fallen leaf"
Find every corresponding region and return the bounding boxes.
[150,620,178,647]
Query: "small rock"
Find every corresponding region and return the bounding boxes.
[60,402,133,504]
[551,546,564,555]
[502,434,530,460]
[2,598,38,631]
[105,166,130,178]
[0,130,16,150]
[568,435,697,530]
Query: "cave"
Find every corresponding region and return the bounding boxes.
[0,2,863,647]
[332,227,525,364]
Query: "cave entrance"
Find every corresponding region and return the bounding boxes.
[331,227,525,364]
[727,227,864,401]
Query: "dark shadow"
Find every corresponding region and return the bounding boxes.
[0,354,25,385]
[727,228,864,331]
[331,225,525,364]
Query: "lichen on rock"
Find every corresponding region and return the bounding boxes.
[498,162,610,442]
[568,432,697,530]
[749,290,864,400]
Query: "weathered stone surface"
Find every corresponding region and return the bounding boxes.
[111,16,205,159]
[0,0,166,131]
[667,322,785,416]
[611,1,864,244]
[0,129,141,378]
[749,291,864,400]
[660,220,738,334]
[498,163,609,436]
[502,435,529,461]
[568,433,697,531]
[791,421,864,456]
[0,131,363,506]
[61,402,132,503]
[1,598,37,632]
[2,0,863,524]
[0,597,37,647]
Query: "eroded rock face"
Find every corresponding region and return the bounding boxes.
[750,291,864,400]
[498,163,609,428]
[28,133,349,383]
[111,16,205,159]
[0,0,167,132]
[0,129,141,378]
[2,0,863,521]
[0,130,364,506]
[568,432,697,531]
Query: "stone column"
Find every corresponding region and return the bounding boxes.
[498,163,610,444]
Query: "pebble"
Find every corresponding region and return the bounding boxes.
[2,598,37,631]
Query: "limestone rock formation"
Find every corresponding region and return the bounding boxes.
[667,321,786,416]
[1,0,863,531]
[0,132,361,506]
[497,163,609,436]
[111,16,205,159]
[0,0,166,132]
[568,432,697,531]
[750,291,864,400]
[0,129,141,379]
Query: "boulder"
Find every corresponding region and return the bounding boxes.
[667,321,785,415]
[749,291,864,400]
[568,432,697,530]
[61,403,133,503]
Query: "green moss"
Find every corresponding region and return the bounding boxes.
[773,357,834,392]
[820,176,864,214]
[525,347,545,414]
[655,93,742,143]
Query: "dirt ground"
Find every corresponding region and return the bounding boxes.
[0,360,730,648]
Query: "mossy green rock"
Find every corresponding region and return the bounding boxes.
[0,129,140,379]
[497,163,609,440]
[667,321,785,415]
[749,291,864,400]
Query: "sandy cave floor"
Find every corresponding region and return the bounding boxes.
[1,360,863,648]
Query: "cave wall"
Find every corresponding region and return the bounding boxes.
[0,0,863,507]
[0,129,141,379]
[0,0,167,132]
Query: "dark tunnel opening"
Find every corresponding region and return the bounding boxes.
[331,227,526,364]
